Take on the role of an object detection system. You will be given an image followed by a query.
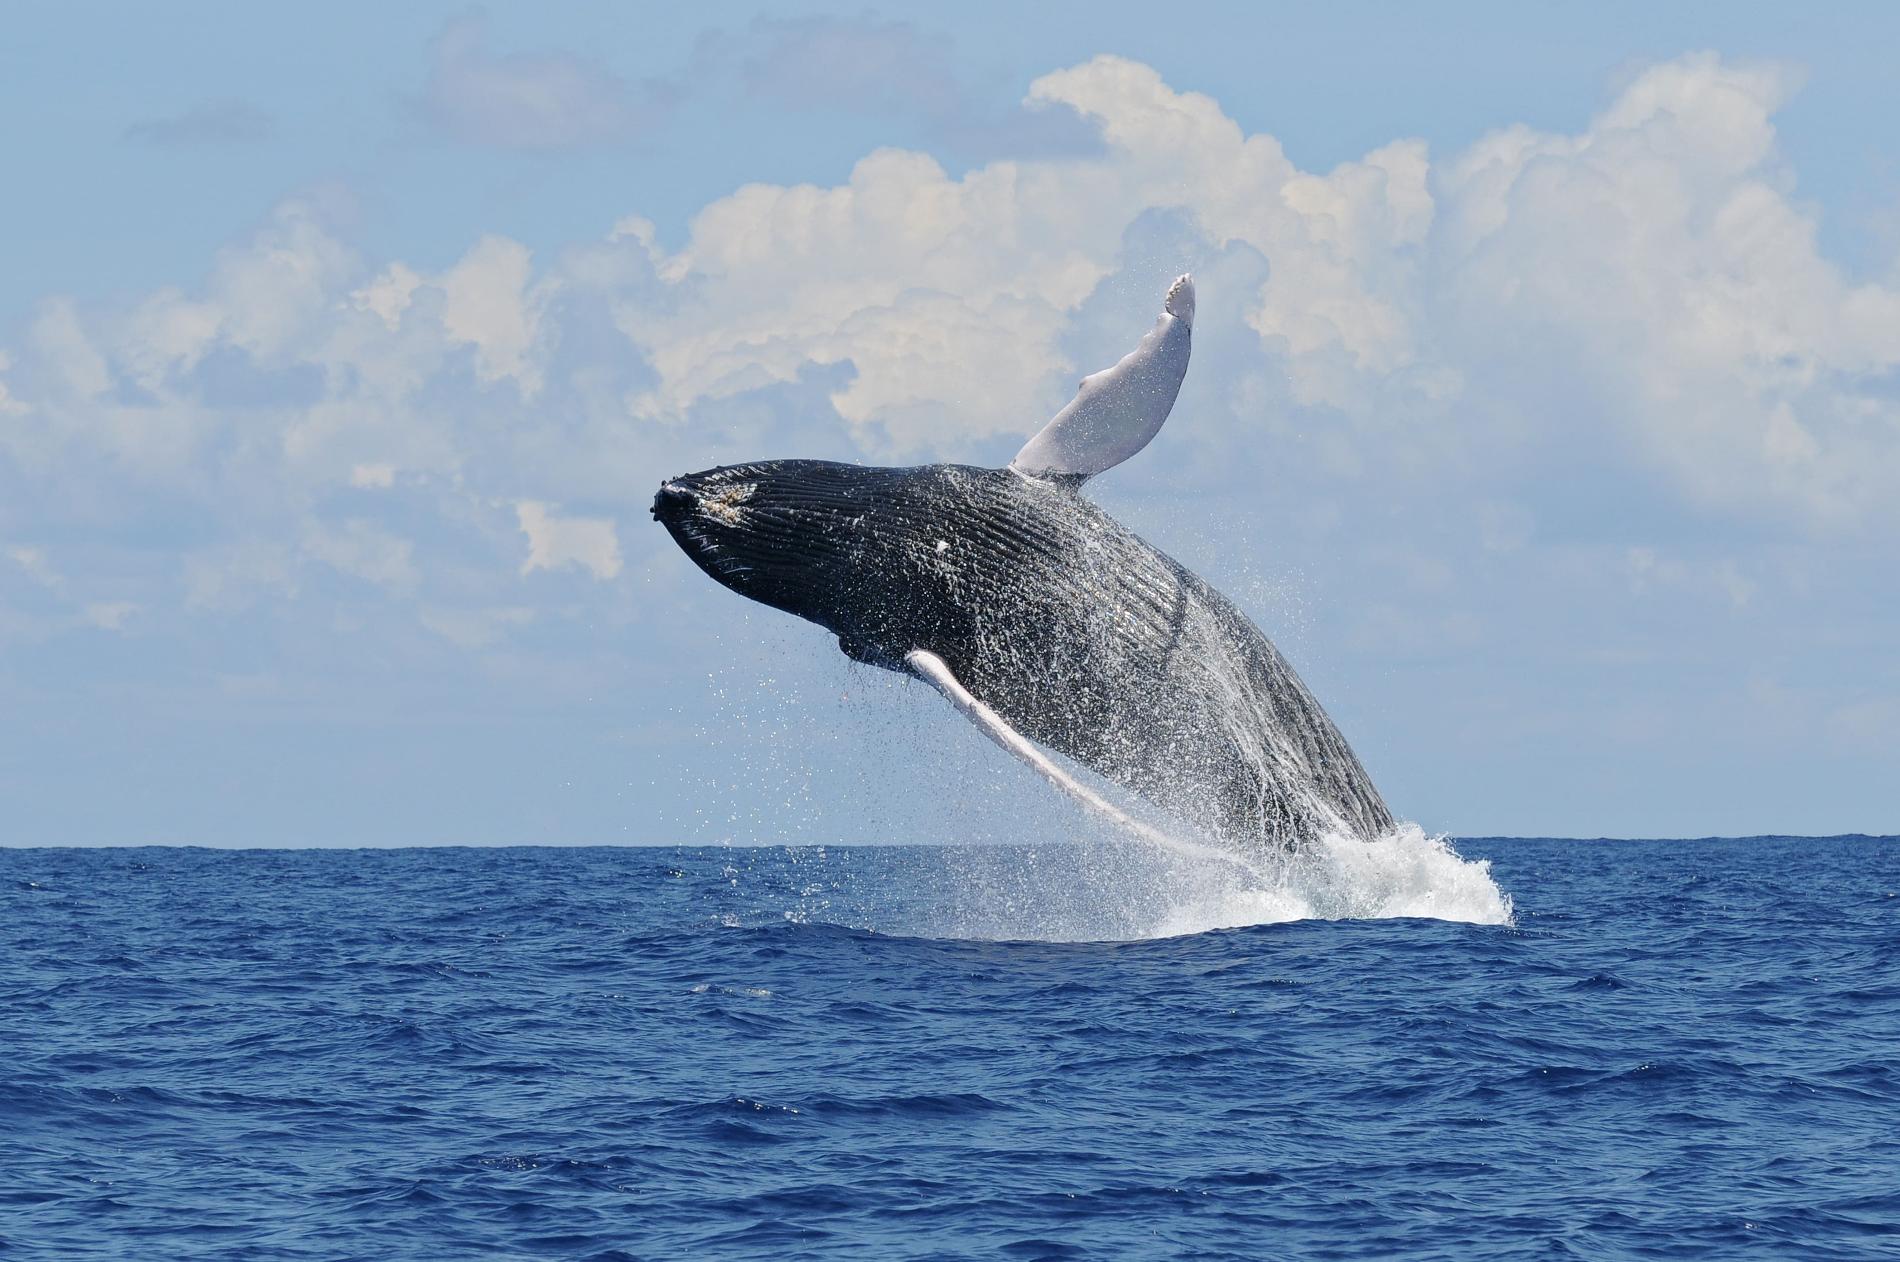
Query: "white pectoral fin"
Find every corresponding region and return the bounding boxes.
[904,649,1178,848]
[1009,274,1194,482]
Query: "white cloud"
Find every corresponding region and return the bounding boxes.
[1,197,573,504]
[420,604,536,649]
[6,544,62,589]
[218,203,363,360]
[1715,559,1756,608]
[516,501,622,579]
[120,288,221,386]
[4,46,1900,839]
[421,15,658,150]
[14,51,1894,528]
[616,54,1457,448]
[0,351,27,416]
[352,263,421,330]
[1432,54,1900,521]
[302,519,417,593]
[4,50,1900,655]
[606,51,1900,521]
[30,298,111,399]
[441,235,545,393]
[620,144,1112,449]
[83,601,138,631]
[1625,545,1684,594]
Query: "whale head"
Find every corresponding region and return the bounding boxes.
[652,459,1010,667]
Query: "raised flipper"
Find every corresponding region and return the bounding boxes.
[905,648,1181,849]
[1010,275,1193,483]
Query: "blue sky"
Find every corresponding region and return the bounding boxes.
[3,3,1897,845]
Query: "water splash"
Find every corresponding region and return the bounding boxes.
[877,815,1514,943]
[1147,822,1515,938]
[676,655,1513,942]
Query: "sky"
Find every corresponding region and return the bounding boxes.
[3,2,1898,845]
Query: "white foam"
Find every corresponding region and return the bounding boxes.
[1146,822,1514,939]
[908,817,1514,943]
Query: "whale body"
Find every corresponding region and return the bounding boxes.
[653,277,1393,853]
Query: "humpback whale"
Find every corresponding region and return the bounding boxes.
[652,276,1393,854]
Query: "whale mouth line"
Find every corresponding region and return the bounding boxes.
[651,480,695,521]
[654,509,757,588]
[651,477,757,529]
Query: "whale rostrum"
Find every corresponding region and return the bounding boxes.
[653,276,1394,854]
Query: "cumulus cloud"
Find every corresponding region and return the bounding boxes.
[4,49,1899,667]
[440,235,547,392]
[23,51,1893,526]
[616,140,1120,450]
[29,298,111,399]
[421,15,665,150]
[615,52,1900,521]
[352,263,421,329]
[1432,54,1900,522]
[601,54,1441,454]
[516,502,622,579]
[124,100,276,146]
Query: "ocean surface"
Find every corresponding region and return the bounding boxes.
[3,834,1897,1260]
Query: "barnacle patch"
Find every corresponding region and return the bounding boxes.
[701,482,757,525]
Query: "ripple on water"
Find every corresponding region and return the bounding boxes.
[0,837,1895,1260]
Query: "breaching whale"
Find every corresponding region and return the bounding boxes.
[652,276,1393,854]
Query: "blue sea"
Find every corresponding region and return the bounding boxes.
[3,835,1897,1259]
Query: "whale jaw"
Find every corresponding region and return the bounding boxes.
[650,472,755,593]
[650,460,920,637]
